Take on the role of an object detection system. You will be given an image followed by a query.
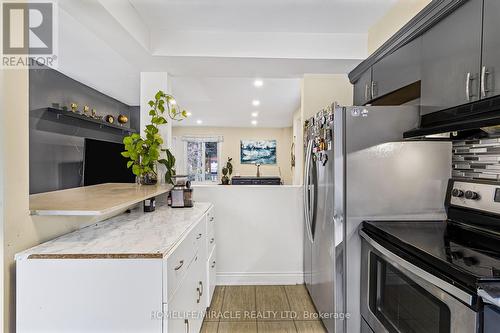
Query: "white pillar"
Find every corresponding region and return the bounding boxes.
[140,72,172,148]
[140,72,172,183]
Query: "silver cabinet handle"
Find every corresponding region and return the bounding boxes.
[174,260,184,271]
[210,238,215,244]
[364,83,370,102]
[184,319,189,333]
[481,66,490,98]
[196,287,201,303]
[466,72,475,102]
[210,217,214,222]
[211,260,216,268]
[199,281,204,297]
[196,233,202,239]
[371,81,377,99]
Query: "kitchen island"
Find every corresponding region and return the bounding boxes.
[193,184,304,285]
[16,202,216,333]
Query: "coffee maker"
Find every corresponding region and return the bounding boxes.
[170,175,194,208]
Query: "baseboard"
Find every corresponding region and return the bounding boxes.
[216,271,304,285]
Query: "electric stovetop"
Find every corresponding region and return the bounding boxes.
[362,219,500,296]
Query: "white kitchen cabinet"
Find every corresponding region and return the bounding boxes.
[205,206,216,306]
[166,252,205,333]
[207,246,217,305]
[16,203,215,333]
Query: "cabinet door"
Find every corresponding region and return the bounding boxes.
[353,69,372,106]
[421,0,483,115]
[481,0,500,99]
[207,247,216,306]
[372,37,422,99]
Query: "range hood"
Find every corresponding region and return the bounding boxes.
[404,95,500,138]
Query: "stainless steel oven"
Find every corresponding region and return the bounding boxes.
[360,231,479,333]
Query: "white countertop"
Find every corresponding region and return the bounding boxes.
[16,202,212,260]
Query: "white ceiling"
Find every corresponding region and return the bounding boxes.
[54,0,398,127]
[130,0,396,33]
[171,77,301,127]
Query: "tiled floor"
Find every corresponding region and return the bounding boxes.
[201,285,327,333]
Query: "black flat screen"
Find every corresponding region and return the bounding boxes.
[83,138,135,186]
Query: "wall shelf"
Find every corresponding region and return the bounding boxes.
[42,107,137,134]
[30,183,172,217]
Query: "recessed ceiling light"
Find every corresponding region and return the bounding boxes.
[186,112,192,117]
[196,119,203,125]
[252,100,260,107]
[254,79,263,87]
[251,112,259,117]
[251,120,258,126]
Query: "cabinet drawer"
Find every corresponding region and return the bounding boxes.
[192,218,206,253]
[206,207,216,254]
[207,247,217,306]
[165,234,197,302]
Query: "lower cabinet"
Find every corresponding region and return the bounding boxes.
[207,246,217,305]
[16,204,216,333]
[165,253,205,333]
[164,206,217,333]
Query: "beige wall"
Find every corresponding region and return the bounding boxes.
[368,0,432,54]
[172,127,293,185]
[1,69,98,332]
[301,74,353,120]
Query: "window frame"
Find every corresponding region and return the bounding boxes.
[181,136,223,184]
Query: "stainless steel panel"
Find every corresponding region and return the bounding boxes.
[339,105,452,333]
[450,181,500,215]
[311,149,335,333]
[360,236,478,333]
[333,105,346,333]
[360,318,374,333]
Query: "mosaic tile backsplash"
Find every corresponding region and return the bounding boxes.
[453,138,500,180]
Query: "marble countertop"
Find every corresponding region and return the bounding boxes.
[30,183,173,217]
[16,202,212,260]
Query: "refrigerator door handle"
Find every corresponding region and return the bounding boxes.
[303,139,314,243]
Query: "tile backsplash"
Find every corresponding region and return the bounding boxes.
[453,138,500,180]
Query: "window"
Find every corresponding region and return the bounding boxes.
[183,137,222,183]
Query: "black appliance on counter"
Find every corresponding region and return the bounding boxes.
[231,176,281,185]
[360,178,500,333]
[83,138,135,186]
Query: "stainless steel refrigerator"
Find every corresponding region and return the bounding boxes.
[303,105,451,333]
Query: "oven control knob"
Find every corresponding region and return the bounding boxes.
[451,189,464,198]
[465,191,480,200]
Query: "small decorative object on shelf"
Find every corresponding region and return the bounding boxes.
[221,157,233,185]
[83,105,90,117]
[51,103,60,109]
[91,108,97,119]
[70,103,78,113]
[105,115,115,124]
[118,114,128,126]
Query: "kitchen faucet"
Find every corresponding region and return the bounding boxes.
[256,163,261,177]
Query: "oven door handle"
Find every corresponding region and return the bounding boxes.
[360,230,474,306]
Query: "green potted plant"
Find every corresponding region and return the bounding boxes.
[121,90,186,185]
[158,148,176,185]
[221,157,233,185]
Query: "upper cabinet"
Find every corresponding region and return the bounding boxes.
[372,37,422,100]
[420,0,483,115]
[353,68,373,106]
[481,0,500,99]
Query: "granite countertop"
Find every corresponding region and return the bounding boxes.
[16,202,212,260]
